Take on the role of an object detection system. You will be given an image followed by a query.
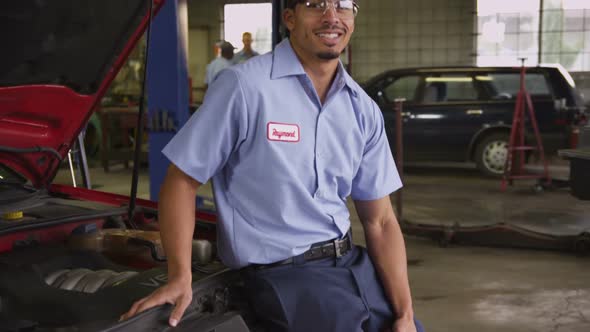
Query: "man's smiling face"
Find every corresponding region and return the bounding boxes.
[284,1,355,62]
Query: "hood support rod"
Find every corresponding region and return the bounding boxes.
[128,0,154,228]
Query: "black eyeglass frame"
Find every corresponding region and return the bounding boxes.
[297,0,360,17]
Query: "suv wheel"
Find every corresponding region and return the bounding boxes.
[475,133,509,177]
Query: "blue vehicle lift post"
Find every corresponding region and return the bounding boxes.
[146,0,190,201]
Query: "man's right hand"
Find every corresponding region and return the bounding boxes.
[120,276,193,327]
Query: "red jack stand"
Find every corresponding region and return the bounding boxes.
[501,58,551,191]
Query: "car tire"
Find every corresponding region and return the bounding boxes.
[475,133,510,177]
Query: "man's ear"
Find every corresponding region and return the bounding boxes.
[282,9,295,32]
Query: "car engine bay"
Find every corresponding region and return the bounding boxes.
[0,184,251,331]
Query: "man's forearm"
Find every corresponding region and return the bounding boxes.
[158,166,201,281]
[364,219,414,320]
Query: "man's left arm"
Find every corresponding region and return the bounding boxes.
[354,196,416,332]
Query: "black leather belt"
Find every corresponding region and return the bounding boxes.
[251,231,353,270]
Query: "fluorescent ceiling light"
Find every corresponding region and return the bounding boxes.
[426,77,473,82]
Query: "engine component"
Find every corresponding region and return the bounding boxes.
[68,229,162,252]
[44,268,138,293]
[192,239,213,265]
[68,229,214,266]
[2,211,23,220]
[68,229,165,267]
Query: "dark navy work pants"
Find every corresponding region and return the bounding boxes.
[243,245,425,332]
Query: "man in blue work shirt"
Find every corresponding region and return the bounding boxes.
[122,1,423,331]
[233,32,260,64]
[204,40,235,88]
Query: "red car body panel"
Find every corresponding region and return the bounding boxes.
[0,0,164,188]
[49,183,218,224]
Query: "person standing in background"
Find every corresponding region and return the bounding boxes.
[233,32,259,64]
[203,41,235,89]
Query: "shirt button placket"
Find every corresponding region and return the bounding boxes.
[315,114,323,200]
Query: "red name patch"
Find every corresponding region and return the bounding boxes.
[267,122,300,142]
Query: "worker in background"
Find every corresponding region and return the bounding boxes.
[122,1,423,331]
[233,32,259,64]
[213,39,222,57]
[203,40,235,89]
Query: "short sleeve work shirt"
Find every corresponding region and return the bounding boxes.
[233,49,259,64]
[204,57,233,85]
[163,39,401,269]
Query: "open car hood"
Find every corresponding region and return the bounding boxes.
[0,0,162,188]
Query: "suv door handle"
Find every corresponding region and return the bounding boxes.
[401,112,412,117]
[466,109,483,115]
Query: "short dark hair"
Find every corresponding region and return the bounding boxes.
[285,0,300,9]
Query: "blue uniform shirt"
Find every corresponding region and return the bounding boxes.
[163,39,402,269]
[233,49,260,64]
[204,57,232,85]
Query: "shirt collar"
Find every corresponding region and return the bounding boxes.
[335,60,358,97]
[271,39,306,79]
[271,38,359,97]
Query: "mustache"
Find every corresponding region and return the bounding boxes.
[314,24,346,34]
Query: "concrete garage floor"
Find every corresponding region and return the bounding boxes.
[55,163,590,332]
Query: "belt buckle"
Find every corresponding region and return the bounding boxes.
[334,239,342,258]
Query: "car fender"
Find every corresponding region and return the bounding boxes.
[467,123,512,161]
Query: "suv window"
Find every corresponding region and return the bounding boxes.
[382,75,420,102]
[422,75,479,103]
[477,73,552,100]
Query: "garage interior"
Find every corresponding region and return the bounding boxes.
[42,0,590,331]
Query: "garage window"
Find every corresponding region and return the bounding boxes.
[477,0,590,71]
[477,0,541,67]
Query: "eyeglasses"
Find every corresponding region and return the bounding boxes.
[302,0,359,19]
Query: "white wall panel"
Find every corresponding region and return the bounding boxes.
[351,0,476,82]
